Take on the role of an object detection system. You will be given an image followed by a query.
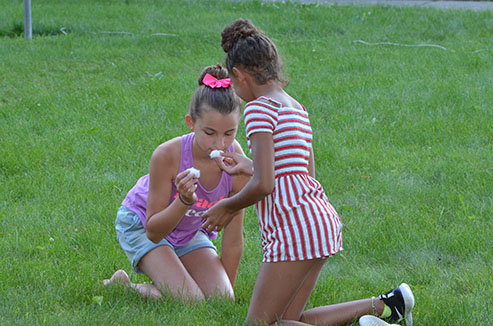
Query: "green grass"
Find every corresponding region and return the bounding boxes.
[1,0,492,325]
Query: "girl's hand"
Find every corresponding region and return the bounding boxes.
[175,170,198,204]
[214,152,253,176]
[202,199,235,233]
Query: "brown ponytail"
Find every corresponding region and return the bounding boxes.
[189,64,241,120]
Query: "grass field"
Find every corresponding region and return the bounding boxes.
[0,0,492,325]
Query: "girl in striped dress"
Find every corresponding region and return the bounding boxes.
[203,19,414,326]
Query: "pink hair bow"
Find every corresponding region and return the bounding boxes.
[203,73,232,88]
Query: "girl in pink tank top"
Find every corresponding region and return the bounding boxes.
[104,65,250,302]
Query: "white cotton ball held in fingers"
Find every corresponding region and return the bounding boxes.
[186,167,200,178]
[210,150,224,159]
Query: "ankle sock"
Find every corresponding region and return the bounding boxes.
[380,304,392,319]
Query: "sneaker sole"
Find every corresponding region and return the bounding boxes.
[398,283,415,326]
[359,315,400,326]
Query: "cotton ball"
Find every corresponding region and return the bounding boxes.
[210,150,224,159]
[186,167,200,178]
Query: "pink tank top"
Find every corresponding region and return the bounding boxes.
[121,133,233,246]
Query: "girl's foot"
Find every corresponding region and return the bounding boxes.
[132,283,162,300]
[378,283,414,326]
[103,269,162,300]
[103,269,131,286]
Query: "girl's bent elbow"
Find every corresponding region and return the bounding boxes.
[259,184,274,196]
[146,229,161,244]
[252,173,274,196]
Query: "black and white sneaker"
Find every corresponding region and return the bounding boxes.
[378,283,415,326]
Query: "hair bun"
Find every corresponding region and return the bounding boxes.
[198,64,229,86]
[221,18,261,53]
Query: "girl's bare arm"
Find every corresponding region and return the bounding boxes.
[145,139,196,243]
[203,132,274,232]
[219,140,251,286]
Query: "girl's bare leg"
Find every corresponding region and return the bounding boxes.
[245,258,385,326]
[300,299,384,326]
[105,247,232,302]
[281,258,326,322]
[246,259,323,325]
[138,245,205,301]
[180,247,234,300]
[290,257,384,325]
[281,258,385,325]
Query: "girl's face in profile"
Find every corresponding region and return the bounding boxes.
[229,74,248,102]
[191,107,240,156]
[230,68,255,103]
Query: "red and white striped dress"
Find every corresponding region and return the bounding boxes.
[244,97,343,262]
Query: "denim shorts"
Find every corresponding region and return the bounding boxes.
[115,206,217,273]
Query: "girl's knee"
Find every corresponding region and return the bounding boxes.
[204,285,235,301]
[153,281,206,302]
[222,283,235,301]
[219,287,235,301]
[177,288,206,302]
